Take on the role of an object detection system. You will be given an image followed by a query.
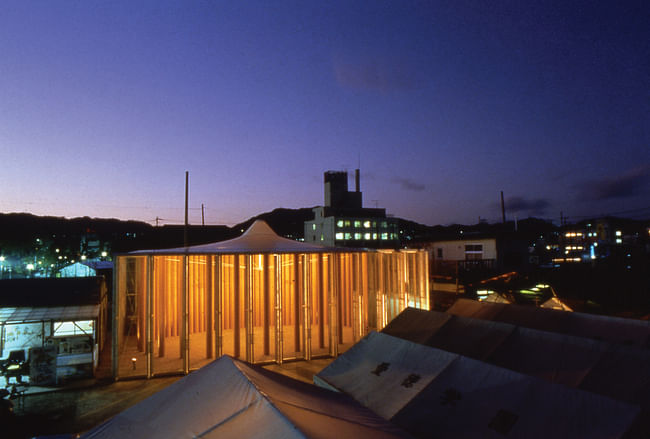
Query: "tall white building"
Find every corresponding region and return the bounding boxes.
[304,170,399,248]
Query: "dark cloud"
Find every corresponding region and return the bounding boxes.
[579,165,650,201]
[392,177,426,192]
[333,55,425,92]
[504,196,550,215]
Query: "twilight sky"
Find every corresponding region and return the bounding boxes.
[1,1,649,226]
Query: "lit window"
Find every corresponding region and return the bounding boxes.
[616,230,622,237]
[616,238,622,244]
[372,233,377,240]
[54,320,94,337]
[344,220,351,227]
[354,221,361,228]
[320,234,324,241]
[344,233,351,240]
[364,233,371,240]
[354,233,361,240]
[381,221,388,228]
[363,221,371,228]
[337,220,344,228]
[335,233,344,240]
[381,233,388,240]
[312,224,316,230]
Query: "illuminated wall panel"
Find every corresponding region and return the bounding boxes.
[116,256,147,378]
[114,248,429,379]
[151,256,183,375]
[306,253,330,357]
[188,255,210,371]
[252,254,276,363]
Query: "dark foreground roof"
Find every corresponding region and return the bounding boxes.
[447,298,650,348]
[382,306,650,437]
[315,331,640,439]
[81,355,409,439]
[0,277,105,307]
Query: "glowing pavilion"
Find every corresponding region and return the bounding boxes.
[112,220,429,378]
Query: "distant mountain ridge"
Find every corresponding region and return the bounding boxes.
[2,210,646,252]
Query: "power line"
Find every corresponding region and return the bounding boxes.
[567,205,650,221]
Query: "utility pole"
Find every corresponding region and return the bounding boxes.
[500,191,506,224]
[184,171,189,248]
[201,203,205,226]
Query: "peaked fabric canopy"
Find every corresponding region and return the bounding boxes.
[315,332,640,439]
[81,355,408,439]
[131,220,343,255]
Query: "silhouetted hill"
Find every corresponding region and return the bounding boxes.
[232,207,317,240]
[0,213,154,253]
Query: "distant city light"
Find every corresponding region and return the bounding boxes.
[101,251,108,257]
[26,263,34,270]
[81,255,87,260]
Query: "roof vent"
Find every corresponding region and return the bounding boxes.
[488,409,518,436]
[371,362,390,376]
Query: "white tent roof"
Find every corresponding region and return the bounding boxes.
[80,355,408,439]
[383,307,650,416]
[540,296,573,311]
[130,220,350,255]
[483,293,511,303]
[316,332,640,439]
[315,331,457,419]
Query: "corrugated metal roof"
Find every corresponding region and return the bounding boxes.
[0,305,99,323]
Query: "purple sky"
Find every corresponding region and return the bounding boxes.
[1,1,648,226]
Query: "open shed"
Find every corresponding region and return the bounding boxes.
[113,220,429,378]
[0,277,108,386]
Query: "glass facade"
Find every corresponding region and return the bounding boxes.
[114,249,429,379]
